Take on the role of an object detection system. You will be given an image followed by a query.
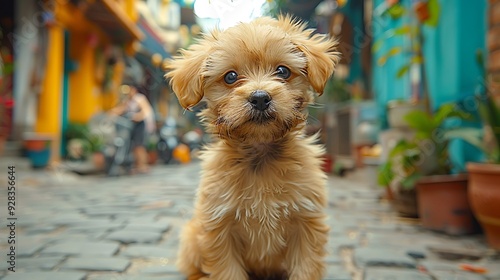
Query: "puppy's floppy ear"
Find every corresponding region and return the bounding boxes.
[297,35,339,95]
[279,15,340,95]
[165,42,211,110]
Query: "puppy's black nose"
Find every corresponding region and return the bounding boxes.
[249,90,271,111]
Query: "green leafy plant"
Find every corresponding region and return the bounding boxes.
[65,123,104,156]
[146,134,159,152]
[87,134,104,153]
[373,0,440,112]
[378,103,474,189]
[373,0,440,79]
[449,51,500,163]
[324,77,351,103]
[476,50,500,163]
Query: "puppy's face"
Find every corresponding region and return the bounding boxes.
[166,16,339,143]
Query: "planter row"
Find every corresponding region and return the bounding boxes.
[394,163,500,250]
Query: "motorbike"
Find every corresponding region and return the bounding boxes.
[157,117,180,164]
[88,113,134,176]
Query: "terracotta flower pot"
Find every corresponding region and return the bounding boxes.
[92,152,106,171]
[416,174,479,235]
[24,138,51,151]
[23,135,53,168]
[321,154,333,173]
[467,162,500,249]
[148,150,158,165]
[394,187,419,218]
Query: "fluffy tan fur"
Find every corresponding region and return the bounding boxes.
[165,15,339,280]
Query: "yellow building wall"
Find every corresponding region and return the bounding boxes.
[102,60,126,111]
[68,32,102,123]
[35,0,139,159]
[35,24,64,158]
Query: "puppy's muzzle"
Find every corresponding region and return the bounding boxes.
[249,90,271,111]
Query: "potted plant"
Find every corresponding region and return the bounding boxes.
[463,51,500,248]
[65,123,105,170]
[87,133,105,170]
[378,103,480,235]
[378,139,423,217]
[146,134,159,165]
[23,133,53,169]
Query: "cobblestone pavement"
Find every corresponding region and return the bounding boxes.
[0,158,499,280]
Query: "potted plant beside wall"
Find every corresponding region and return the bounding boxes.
[379,103,480,234]
[65,123,105,171]
[464,51,500,248]
[378,139,427,218]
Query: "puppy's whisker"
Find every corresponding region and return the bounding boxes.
[307,116,321,127]
[308,103,325,109]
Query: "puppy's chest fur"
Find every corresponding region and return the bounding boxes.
[201,138,324,258]
[227,172,302,260]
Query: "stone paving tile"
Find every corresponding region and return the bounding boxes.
[16,256,66,271]
[325,254,344,265]
[24,225,59,235]
[161,227,182,247]
[41,240,120,256]
[138,263,179,275]
[86,274,184,280]
[1,271,87,280]
[16,238,51,257]
[66,218,125,228]
[64,225,124,235]
[0,260,7,271]
[41,233,104,244]
[480,260,500,280]
[419,258,466,273]
[360,222,399,232]
[46,214,91,226]
[60,257,131,272]
[105,229,163,244]
[363,267,432,280]
[9,216,45,228]
[329,236,361,252]
[122,221,171,232]
[364,231,433,244]
[432,271,488,280]
[324,265,352,280]
[354,247,417,268]
[120,244,177,259]
[83,208,138,217]
[123,214,160,224]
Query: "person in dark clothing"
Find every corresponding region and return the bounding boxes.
[110,84,154,173]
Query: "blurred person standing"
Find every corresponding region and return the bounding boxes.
[110,83,154,173]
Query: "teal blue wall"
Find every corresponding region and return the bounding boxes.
[372,0,488,171]
[340,0,366,85]
[372,0,487,112]
[372,0,412,125]
[422,0,487,109]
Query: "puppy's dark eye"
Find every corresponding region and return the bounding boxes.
[224,71,238,84]
[275,66,291,79]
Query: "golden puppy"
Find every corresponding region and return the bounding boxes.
[165,15,339,280]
